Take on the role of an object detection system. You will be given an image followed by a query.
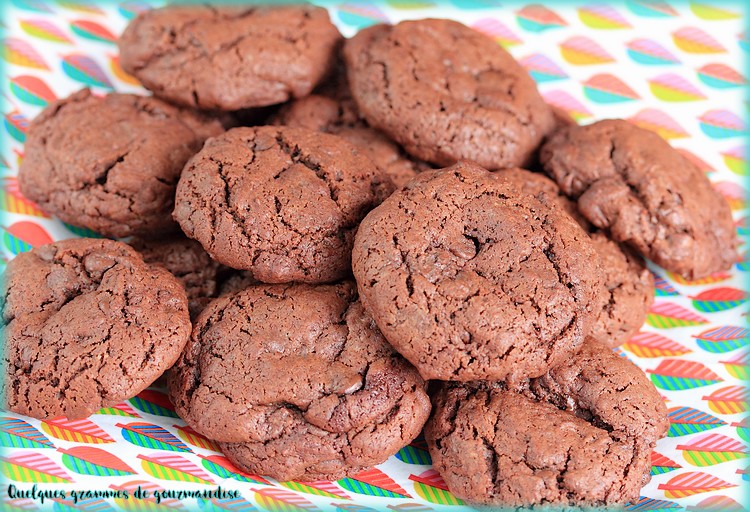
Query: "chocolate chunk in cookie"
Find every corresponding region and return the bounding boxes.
[497,168,654,347]
[540,119,738,280]
[168,282,430,481]
[18,89,225,238]
[344,19,554,169]
[352,161,603,382]
[425,338,668,506]
[1,238,191,420]
[131,234,229,319]
[173,126,391,283]
[119,5,341,111]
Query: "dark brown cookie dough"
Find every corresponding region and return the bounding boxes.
[173,126,390,283]
[272,95,425,190]
[1,238,191,420]
[352,161,603,382]
[425,339,668,507]
[119,5,341,111]
[168,282,430,481]
[18,89,225,238]
[130,234,228,319]
[343,19,555,169]
[497,168,654,347]
[540,119,738,280]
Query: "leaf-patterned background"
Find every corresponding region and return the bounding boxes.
[0,1,747,511]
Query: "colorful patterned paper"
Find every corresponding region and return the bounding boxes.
[0,1,746,511]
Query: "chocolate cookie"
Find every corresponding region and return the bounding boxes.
[540,119,738,280]
[1,238,191,420]
[525,337,669,445]
[173,126,391,283]
[18,89,225,238]
[119,5,341,110]
[352,161,603,382]
[131,234,228,319]
[272,95,424,189]
[168,282,430,481]
[344,19,555,169]
[497,168,654,347]
[425,338,668,506]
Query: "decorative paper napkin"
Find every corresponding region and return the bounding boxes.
[0,1,747,511]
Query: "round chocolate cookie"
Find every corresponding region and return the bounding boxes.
[119,5,341,110]
[1,238,191,420]
[168,282,430,481]
[497,168,654,347]
[352,161,603,382]
[18,89,225,238]
[343,19,555,169]
[540,119,738,280]
[131,234,228,319]
[425,338,668,506]
[173,126,391,283]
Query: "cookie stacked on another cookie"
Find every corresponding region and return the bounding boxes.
[350,161,669,506]
[425,339,669,506]
[1,239,192,420]
[497,168,655,347]
[540,119,739,280]
[118,5,342,110]
[173,125,393,284]
[344,19,556,169]
[18,89,227,238]
[353,160,603,382]
[168,282,431,481]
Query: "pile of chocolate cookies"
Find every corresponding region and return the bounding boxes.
[2,5,739,508]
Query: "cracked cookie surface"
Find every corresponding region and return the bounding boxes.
[119,5,341,110]
[497,168,654,347]
[540,119,738,280]
[18,89,225,238]
[352,161,603,382]
[343,19,555,170]
[168,282,430,481]
[173,126,390,283]
[425,339,668,506]
[1,238,191,420]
